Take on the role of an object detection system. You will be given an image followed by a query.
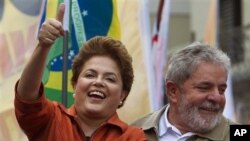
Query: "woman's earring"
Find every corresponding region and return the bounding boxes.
[119,101,123,106]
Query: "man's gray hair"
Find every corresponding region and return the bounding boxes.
[166,42,231,86]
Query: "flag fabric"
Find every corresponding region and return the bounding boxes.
[151,0,171,110]
[203,0,217,47]
[117,0,171,122]
[0,1,44,141]
[203,0,236,121]
[41,0,121,107]
[138,0,155,112]
[224,71,236,121]
[0,0,44,83]
[116,0,152,122]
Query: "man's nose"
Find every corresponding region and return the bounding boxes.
[207,89,222,103]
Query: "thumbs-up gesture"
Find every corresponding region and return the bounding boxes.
[38,3,65,48]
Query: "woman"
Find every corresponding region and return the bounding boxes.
[15,3,146,141]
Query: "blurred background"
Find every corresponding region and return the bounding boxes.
[1,0,250,140]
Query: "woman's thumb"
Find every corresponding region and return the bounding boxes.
[56,3,65,22]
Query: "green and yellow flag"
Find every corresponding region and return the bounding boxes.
[41,0,121,107]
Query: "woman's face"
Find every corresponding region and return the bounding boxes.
[73,55,126,119]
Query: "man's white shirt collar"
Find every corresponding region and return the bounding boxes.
[158,105,195,141]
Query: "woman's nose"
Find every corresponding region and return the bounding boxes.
[93,77,104,87]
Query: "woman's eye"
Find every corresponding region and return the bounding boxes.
[106,77,115,82]
[85,73,94,78]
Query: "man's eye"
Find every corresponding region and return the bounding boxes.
[198,87,209,91]
[219,87,226,95]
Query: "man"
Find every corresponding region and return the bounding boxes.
[132,42,235,141]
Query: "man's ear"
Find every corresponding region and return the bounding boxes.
[166,81,179,103]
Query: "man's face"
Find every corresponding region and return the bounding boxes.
[177,62,227,133]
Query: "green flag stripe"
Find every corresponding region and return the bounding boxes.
[72,0,86,47]
[45,87,74,107]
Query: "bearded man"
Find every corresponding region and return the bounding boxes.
[132,42,236,141]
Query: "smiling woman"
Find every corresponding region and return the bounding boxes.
[14,3,146,140]
[72,39,131,125]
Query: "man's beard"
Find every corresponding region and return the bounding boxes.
[178,94,224,133]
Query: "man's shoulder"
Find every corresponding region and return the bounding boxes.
[227,118,238,125]
[130,106,166,129]
[131,112,157,126]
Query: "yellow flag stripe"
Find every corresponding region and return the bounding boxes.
[45,71,73,92]
[46,0,59,18]
[107,0,121,39]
